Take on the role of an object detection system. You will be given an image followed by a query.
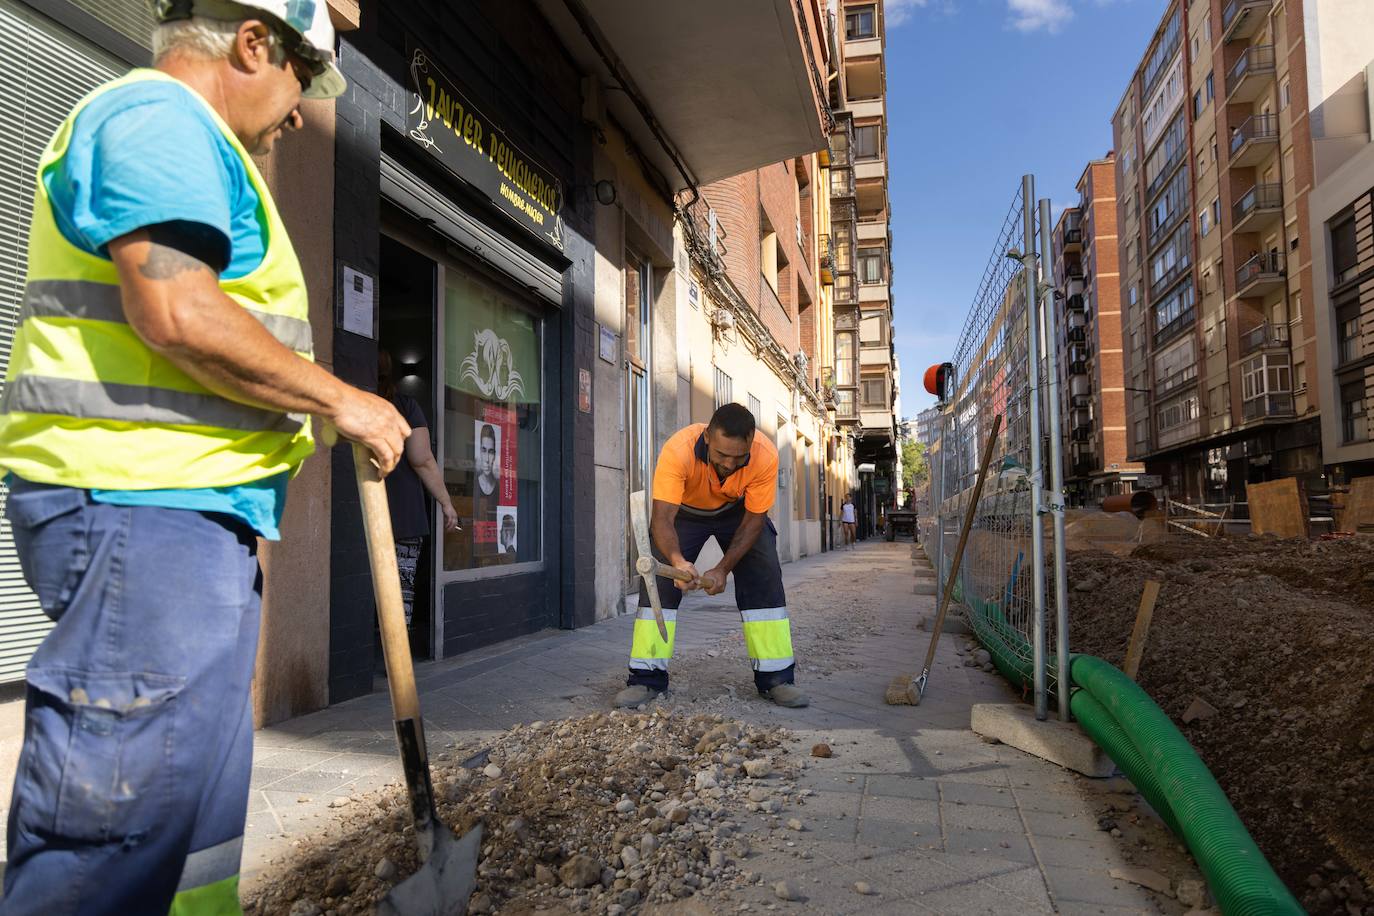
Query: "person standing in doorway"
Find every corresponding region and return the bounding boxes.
[841,494,857,547]
[378,350,460,630]
[614,403,808,709]
[0,4,410,911]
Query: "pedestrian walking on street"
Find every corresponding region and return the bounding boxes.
[841,494,857,547]
[614,404,809,709]
[0,3,410,912]
[378,350,460,631]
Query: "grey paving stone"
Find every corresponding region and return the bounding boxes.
[940,800,1025,832]
[1044,864,1162,908]
[942,827,1038,866]
[938,780,1018,808]
[864,774,941,800]
[856,816,941,849]
[860,794,940,827]
[1031,834,1130,871]
[1022,805,1102,838]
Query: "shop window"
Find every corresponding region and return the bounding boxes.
[442,266,543,571]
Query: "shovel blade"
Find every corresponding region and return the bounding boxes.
[376,820,483,916]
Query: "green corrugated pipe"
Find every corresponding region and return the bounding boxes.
[1070,656,1303,915]
[933,554,1303,914]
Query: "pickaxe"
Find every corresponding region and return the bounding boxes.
[629,490,701,643]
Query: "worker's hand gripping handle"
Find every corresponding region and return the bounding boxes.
[353,442,421,723]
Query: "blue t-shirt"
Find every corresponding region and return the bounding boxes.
[44,75,287,538]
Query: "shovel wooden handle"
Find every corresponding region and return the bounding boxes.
[353,442,421,723]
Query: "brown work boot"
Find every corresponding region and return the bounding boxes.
[613,685,664,708]
[762,684,809,708]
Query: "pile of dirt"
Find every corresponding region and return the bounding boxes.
[1066,534,1374,915]
[244,708,805,915]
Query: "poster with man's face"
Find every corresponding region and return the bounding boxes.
[498,507,517,555]
[475,420,500,499]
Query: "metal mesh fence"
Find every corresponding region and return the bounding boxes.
[921,177,1069,719]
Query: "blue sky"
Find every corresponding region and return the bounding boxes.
[886,0,1168,416]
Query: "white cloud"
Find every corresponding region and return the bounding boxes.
[1007,0,1073,32]
[884,0,930,27]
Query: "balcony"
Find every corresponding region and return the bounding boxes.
[1243,392,1295,421]
[1229,113,1279,168]
[1239,321,1289,355]
[1226,45,1276,104]
[1067,326,1087,344]
[1071,394,1092,410]
[1158,417,1202,450]
[537,0,828,187]
[1065,263,1084,281]
[1222,0,1273,43]
[854,157,885,182]
[1063,225,1083,254]
[856,218,887,241]
[819,234,834,285]
[1154,363,1199,398]
[1234,251,1285,298]
[1066,293,1085,312]
[1153,306,1195,347]
[1232,182,1282,234]
[1071,427,1093,443]
[1069,359,1089,376]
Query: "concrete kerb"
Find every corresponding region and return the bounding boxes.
[970,703,1116,778]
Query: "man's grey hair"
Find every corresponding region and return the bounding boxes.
[152,15,284,65]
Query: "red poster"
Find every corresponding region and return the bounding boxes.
[475,404,519,556]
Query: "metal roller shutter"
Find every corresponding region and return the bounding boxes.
[0,1,130,683]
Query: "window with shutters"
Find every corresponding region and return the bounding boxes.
[713,367,733,410]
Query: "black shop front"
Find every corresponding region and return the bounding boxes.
[327,1,596,704]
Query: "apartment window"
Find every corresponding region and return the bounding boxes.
[861,376,887,407]
[1241,354,1291,401]
[748,394,762,422]
[859,312,885,345]
[834,388,855,417]
[1205,71,1214,103]
[1149,223,1192,296]
[1211,197,1221,228]
[1190,33,1198,59]
[714,367,733,409]
[1338,301,1361,365]
[857,247,884,284]
[853,125,881,160]
[1153,281,1196,342]
[1203,16,1211,43]
[1331,212,1360,284]
[845,5,876,40]
[1147,166,1189,249]
[1294,361,1305,393]
[1280,79,1291,110]
[1157,394,1200,431]
[1199,207,1212,237]
[1211,137,1218,163]
[1341,380,1368,443]
[836,331,856,384]
[1292,291,1302,319]
[1192,90,1202,121]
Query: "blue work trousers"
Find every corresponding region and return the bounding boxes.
[1,480,261,915]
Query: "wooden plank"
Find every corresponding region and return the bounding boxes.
[1339,477,1374,534]
[1246,477,1309,539]
[1123,580,1161,681]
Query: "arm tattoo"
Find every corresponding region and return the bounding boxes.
[137,243,216,281]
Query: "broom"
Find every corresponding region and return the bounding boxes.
[887,413,1003,705]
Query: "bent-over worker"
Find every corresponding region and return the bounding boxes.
[615,404,809,709]
[0,3,409,912]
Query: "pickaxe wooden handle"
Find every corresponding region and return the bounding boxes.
[636,556,702,587]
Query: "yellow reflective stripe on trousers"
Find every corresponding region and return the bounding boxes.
[741,607,793,672]
[21,279,314,354]
[169,835,243,915]
[629,607,676,669]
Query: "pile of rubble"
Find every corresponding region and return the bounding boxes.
[1067,534,1374,915]
[244,708,810,915]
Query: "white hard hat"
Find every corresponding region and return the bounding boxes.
[149,0,346,99]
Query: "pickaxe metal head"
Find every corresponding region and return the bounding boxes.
[629,491,671,643]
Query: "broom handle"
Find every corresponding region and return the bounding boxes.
[921,413,1003,675]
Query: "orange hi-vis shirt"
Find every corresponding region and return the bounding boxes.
[651,423,779,514]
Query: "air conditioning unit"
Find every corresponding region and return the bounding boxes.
[710,309,735,332]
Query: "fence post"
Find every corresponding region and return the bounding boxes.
[1038,197,1072,722]
[1021,175,1049,721]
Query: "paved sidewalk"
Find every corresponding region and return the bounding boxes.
[231,540,1198,913]
[0,540,1201,913]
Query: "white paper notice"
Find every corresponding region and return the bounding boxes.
[342,267,374,339]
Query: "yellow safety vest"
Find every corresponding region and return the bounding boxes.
[0,69,315,490]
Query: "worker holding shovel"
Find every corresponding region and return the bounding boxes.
[615,403,809,709]
[0,2,409,912]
